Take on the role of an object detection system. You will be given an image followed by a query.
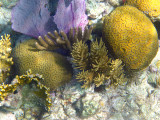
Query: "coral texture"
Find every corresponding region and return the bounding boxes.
[71,39,126,88]
[125,0,160,17]
[11,39,73,90]
[0,34,13,83]
[103,5,158,71]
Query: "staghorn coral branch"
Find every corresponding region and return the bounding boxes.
[35,26,93,51]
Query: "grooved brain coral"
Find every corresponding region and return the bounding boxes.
[125,0,160,17]
[103,5,158,71]
[11,39,73,90]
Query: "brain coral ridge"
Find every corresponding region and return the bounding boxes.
[11,39,73,90]
[103,5,158,71]
[125,0,160,17]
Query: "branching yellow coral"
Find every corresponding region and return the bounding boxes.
[72,39,126,88]
[72,41,89,70]
[0,34,13,83]
[0,70,51,111]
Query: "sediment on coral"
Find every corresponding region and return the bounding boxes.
[35,26,93,52]
[0,34,13,83]
[71,39,126,88]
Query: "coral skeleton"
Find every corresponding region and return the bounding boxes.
[0,34,13,83]
[71,39,126,88]
[35,26,93,51]
[0,70,51,111]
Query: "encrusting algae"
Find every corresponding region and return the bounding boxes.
[103,5,158,71]
[71,39,126,88]
[0,34,13,83]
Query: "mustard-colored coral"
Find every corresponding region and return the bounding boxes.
[71,39,126,88]
[125,0,160,17]
[0,70,51,111]
[103,5,158,71]
[0,34,13,83]
[11,39,73,90]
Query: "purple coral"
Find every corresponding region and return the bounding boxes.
[11,0,88,38]
[53,0,88,33]
[11,0,55,38]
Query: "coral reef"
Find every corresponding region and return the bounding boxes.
[0,70,51,111]
[71,39,126,88]
[35,26,93,51]
[0,34,13,83]
[103,5,158,71]
[125,0,160,18]
[11,39,73,90]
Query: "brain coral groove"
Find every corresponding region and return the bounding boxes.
[103,5,158,71]
[11,39,73,90]
[125,0,160,17]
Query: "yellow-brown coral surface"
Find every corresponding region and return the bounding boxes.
[71,40,126,88]
[11,39,73,90]
[103,5,158,71]
[125,0,160,17]
[0,34,13,83]
[0,70,51,111]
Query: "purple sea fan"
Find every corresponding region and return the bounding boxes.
[11,0,55,38]
[53,0,88,34]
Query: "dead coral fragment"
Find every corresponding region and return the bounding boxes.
[0,34,13,83]
[35,26,93,51]
[72,39,126,88]
[0,70,51,111]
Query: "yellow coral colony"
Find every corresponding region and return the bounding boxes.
[11,39,73,90]
[0,34,13,83]
[125,0,160,17]
[103,5,158,71]
[0,70,51,111]
[71,40,126,88]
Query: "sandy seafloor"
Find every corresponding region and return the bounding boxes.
[1,0,160,120]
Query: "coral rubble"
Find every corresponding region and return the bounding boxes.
[103,5,158,71]
[0,34,13,83]
[11,39,73,90]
